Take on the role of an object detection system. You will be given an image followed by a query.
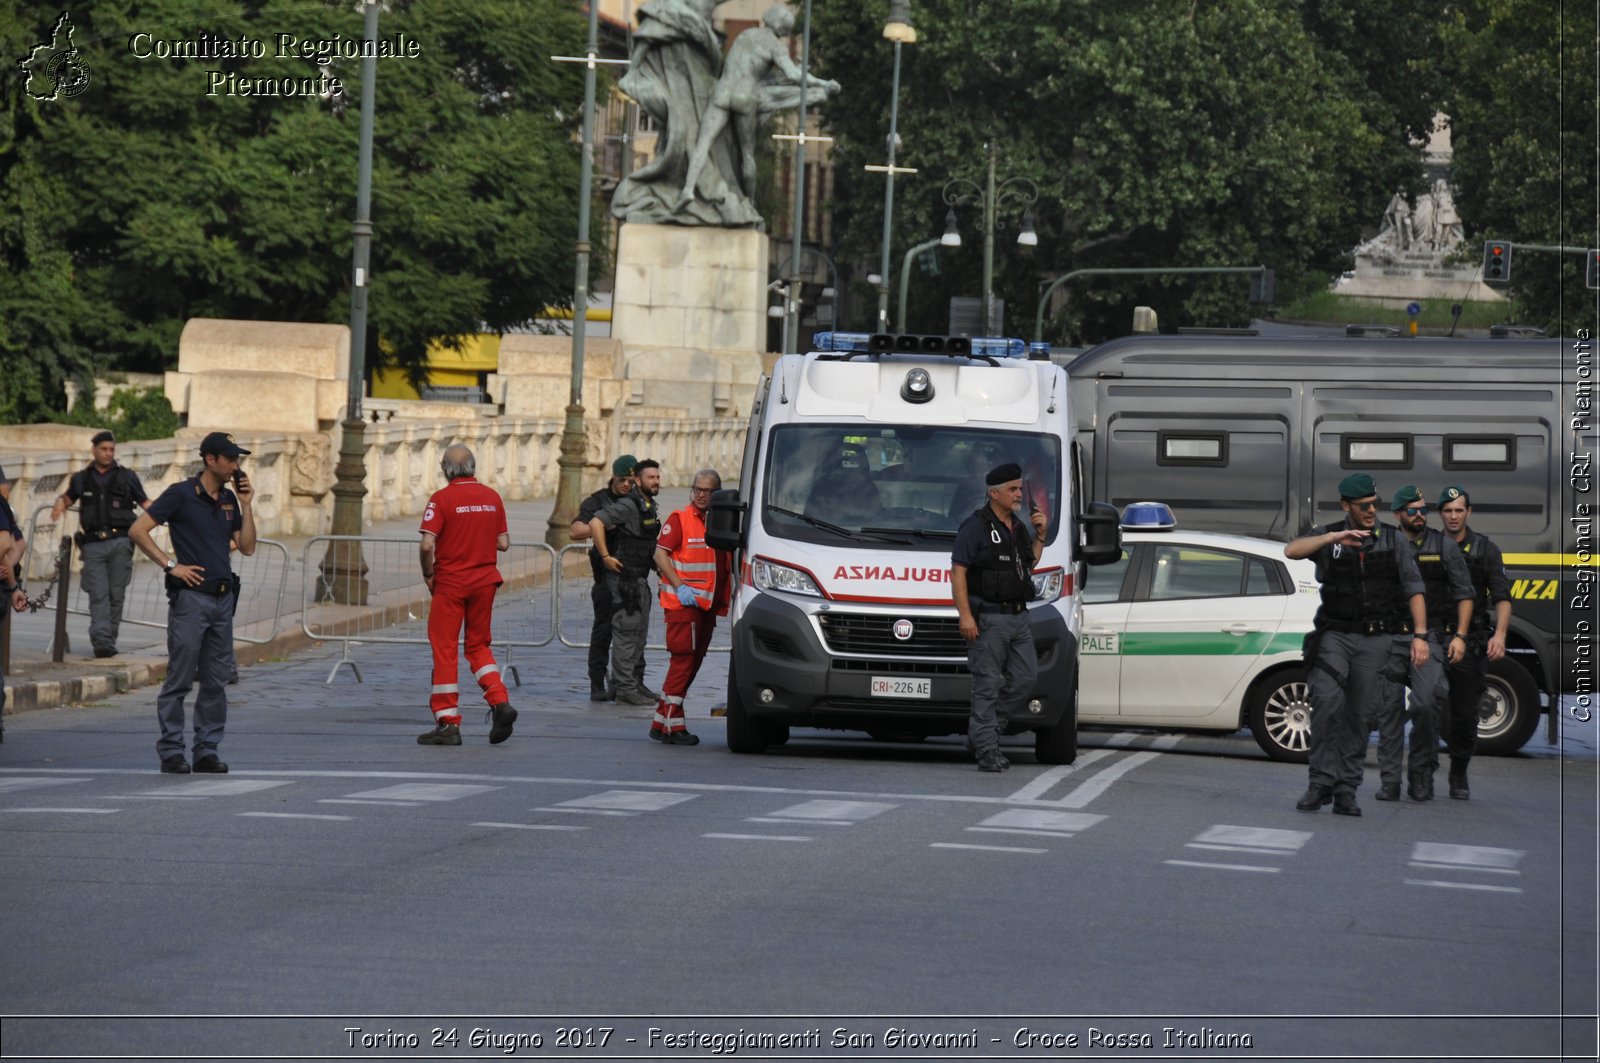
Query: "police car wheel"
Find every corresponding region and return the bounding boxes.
[1474,659,1541,756]
[1247,667,1313,764]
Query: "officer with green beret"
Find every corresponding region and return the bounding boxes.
[1433,485,1513,799]
[1284,472,1427,816]
[1389,484,1473,801]
[572,455,639,701]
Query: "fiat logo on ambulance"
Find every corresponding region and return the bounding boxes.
[892,619,914,641]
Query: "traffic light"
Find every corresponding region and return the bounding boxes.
[1483,240,1512,285]
[1587,249,1600,290]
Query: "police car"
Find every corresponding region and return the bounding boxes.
[1077,503,1320,762]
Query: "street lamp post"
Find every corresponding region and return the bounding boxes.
[319,0,382,605]
[780,0,816,356]
[546,5,628,548]
[870,1,918,333]
[897,214,961,332]
[943,143,1038,334]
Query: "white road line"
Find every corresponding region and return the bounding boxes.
[534,807,636,817]
[1193,825,1311,851]
[111,795,208,801]
[1056,744,1179,808]
[764,799,894,822]
[238,812,353,821]
[1164,859,1280,874]
[1404,879,1523,894]
[472,822,586,832]
[965,826,1081,839]
[1187,843,1299,855]
[344,783,501,802]
[1004,748,1117,803]
[0,777,92,793]
[557,790,698,813]
[3,808,120,815]
[746,817,854,826]
[702,833,811,842]
[976,808,1106,834]
[318,799,422,807]
[1410,842,1524,870]
[930,842,1047,854]
[1408,861,1521,876]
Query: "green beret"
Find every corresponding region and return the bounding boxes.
[1390,484,1424,511]
[611,454,638,478]
[1338,472,1376,500]
[1436,484,1467,507]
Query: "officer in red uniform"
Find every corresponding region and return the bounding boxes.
[651,468,732,745]
[417,444,517,746]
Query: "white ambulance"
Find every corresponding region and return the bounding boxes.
[705,332,1121,763]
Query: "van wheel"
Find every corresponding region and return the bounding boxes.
[1247,667,1313,763]
[1034,690,1078,765]
[1475,659,1541,756]
[724,664,771,755]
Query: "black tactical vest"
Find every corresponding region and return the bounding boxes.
[1456,529,1495,632]
[77,464,138,534]
[1316,521,1407,630]
[968,507,1035,604]
[1410,527,1454,628]
[613,492,661,578]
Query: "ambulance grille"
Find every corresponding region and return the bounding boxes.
[817,613,966,657]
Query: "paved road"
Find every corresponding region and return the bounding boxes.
[2,594,1595,1062]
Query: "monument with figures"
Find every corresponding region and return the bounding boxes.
[1336,117,1504,305]
[608,2,839,406]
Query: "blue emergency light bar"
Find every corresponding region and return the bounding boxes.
[811,332,1027,359]
[1120,501,1178,530]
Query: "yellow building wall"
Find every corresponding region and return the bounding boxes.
[370,334,503,400]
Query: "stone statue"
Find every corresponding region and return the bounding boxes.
[611,1,840,228]
[676,6,839,213]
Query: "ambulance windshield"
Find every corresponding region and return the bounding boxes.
[762,425,1061,547]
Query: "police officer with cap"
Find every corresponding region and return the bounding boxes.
[1285,472,1427,816]
[50,430,150,658]
[589,458,664,707]
[951,462,1046,772]
[1433,484,1512,799]
[1389,484,1473,801]
[129,432,256,774]
[572,454,637,701]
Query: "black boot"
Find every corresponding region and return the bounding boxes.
[1448,757,1470,800]
[1407,768,1432,802]
[1295,785,1332,811]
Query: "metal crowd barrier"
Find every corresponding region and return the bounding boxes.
[555,542,730,655]
[300,536,558,684]
[29,504,291,651]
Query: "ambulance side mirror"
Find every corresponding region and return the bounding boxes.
[705,488,747,552]
[1078,501,1122,566]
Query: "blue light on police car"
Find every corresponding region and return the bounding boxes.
[1120,501,1177,530]
[812,331,873,353]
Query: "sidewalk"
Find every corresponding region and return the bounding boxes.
[1,487,691,715]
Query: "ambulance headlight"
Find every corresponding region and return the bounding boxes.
[900,368,934,403]
[752,557,822,597]
[1030,568,1064,603]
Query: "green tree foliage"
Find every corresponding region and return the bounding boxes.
[1,0,588,421]
[810,0,1444,343]
[52,385,179,441]
[1443,0,1598,336]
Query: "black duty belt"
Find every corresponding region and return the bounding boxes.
[169,576,235,596]
[83,529,127,541]
[1319,617,1411,636]
[975,601,1027,615]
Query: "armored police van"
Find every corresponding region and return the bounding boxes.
[1066,332,1584,754]
[706,332,1121,763]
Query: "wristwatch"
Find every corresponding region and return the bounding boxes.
[165,558,177,571]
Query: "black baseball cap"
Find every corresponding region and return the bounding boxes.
[199,432,251,458]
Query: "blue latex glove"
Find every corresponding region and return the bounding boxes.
[675,584,701,608]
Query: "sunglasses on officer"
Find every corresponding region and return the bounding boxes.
[1346,499,1379,511]
[1402,505,1428,516]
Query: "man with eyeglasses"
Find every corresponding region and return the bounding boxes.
[651,469,732,745]
[1433,485,1512,799]
[1390,485,1473,802]
[1285,473,1427,816]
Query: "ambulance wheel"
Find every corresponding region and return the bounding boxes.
[1474,659,1541,756]
[724,666,772,755]
[1247,667,1313,763]
[1034,690,1078,765]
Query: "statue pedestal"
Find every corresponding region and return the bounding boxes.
[1336,251,1505,305]
[611,224,768,418]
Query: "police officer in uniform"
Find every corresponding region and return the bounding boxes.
[1285,473,1427,816]
[50,431,150,658]
[129,432,256,774]
[0,465,31,741]
[1390,485,1473,802]
[572,455,636,701]
[951,463,1045,772]
[1434,485,1513,799]
[589,458,663,707]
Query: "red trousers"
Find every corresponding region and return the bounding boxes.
[653,609,717,734]
[428,583,507,725]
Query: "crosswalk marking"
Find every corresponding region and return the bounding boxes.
[342,783,502,802]
[763,799,894,822]
[931,842,1046,854]
[703,833,811,842]
[1410,842,1523,871]
[746,817,854,826]
[120,780,293,799]
[555,790,698,813]
[320,799,422,807]
[1404,879,1522,894]
[971,809,1105,837]
[472,822,587,832]
[0,777,92,794]
[239,812,353,821]
[1164,859,1279,874]
[1188,825,1311,854]
[4,807,119,815]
